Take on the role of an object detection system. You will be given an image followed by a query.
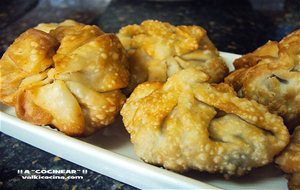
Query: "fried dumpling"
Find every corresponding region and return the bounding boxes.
[225,29,300,129]
[276,126,300,190]
[121,68,289,177]
[117,20,228,93]
[1,20,129,136]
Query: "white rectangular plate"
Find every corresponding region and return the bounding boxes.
[0,52,288,189]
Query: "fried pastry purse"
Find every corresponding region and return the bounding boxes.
[0,20,129,136]
[121,68,289,177]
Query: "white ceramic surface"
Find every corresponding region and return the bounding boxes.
[0,52,288,190]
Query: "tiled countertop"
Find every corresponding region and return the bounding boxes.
[1,0,299,189]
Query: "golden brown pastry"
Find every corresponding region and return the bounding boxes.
[117,20,228,93]
[276,126,300,190]
[35,19,82,33]
[0,20,129,136]
[121,68,289,177]
[225,29,300,129]
[0,29,59,105]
